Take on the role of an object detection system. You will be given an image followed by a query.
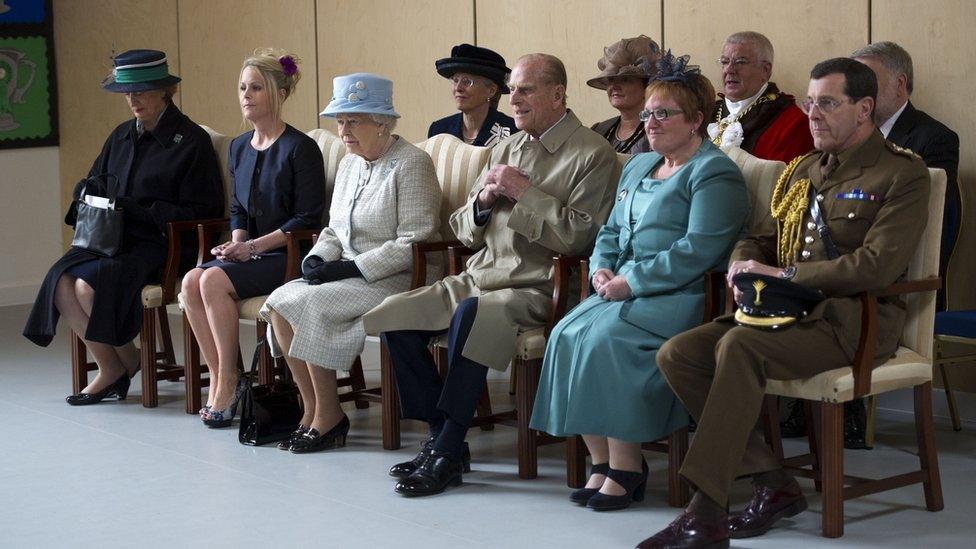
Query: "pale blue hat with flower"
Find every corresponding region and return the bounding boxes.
[320,72,400,118]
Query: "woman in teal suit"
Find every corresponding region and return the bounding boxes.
[531,54,750,511]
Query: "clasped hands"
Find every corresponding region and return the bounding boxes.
[301,255,361,285]
[211,240,251,263]
[591,268,632,301]
[726,259,784,303]
[477,164,532,209]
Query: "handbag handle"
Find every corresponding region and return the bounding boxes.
[247,340,264,379]
[78,173,121,204]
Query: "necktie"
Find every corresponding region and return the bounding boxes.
[820,153,839,180]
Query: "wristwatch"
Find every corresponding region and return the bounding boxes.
[780,265,797,280]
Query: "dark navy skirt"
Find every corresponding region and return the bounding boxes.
[199,252,289,299]
[65,259,100,289]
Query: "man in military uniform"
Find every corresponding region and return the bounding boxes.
[708,31,814,162]
[362,53,619,497]
[636,58,930,548]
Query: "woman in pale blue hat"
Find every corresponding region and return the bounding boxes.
[261,73,441,453]
[24,49,224,405]
[182,48,326,428]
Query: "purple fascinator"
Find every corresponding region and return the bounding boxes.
[644,49,700,83]
[279,55,298,76]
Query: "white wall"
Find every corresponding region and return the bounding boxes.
[0,147,62,305]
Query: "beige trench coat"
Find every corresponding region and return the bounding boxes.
[362,110,620,370]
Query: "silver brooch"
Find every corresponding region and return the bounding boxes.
[617,189,628,201]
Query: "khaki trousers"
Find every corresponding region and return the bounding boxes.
[657,318,849,506]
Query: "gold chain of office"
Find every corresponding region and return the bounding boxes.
[710,92,777,146]
[769,152,817,267]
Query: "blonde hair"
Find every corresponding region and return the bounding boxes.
[240,47,302,126]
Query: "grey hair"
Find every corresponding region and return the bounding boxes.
[368,113,398,133]
[851,41,914,94]
[725,31,774,65]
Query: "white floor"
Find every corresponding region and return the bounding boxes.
[1,304,973,549]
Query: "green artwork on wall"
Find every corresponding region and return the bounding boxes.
[0,0,57,149]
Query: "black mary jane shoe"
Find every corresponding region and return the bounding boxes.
[291,415,350,454]
[389,436,471,479]
[570,463,610,505]
[586,459,648,511]
[277,425,310,451]
[394,450,464,497]
[66,373,130,406]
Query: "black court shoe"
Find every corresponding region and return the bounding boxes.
[389,437,471,479]
[570,463,610,505]
[291,415,350,454]
[586,459,648,511]
[394,450,464,497]
[277,425,310,451]
[66,372,130,406]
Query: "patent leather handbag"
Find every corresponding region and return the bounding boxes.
[239,341,303,446]
[70,173,123,257]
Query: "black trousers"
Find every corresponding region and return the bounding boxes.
[380,297,489,429]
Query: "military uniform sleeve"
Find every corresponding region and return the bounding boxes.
[506,145,620,255]
[791,160,930,295]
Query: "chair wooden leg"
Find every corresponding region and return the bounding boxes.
[821,402,844,538]
[183,312,202,414]
[938,362,962,431]
[865,395,877,449]
[914,382,945,511]
[806,400,822,493]
[667,427,690,508]
[156,307,177,365]
[476,384,495,431]
[256,320,274,385]
[516,358,540,480]
[566,435,587,488]
[348,357,370,409]
[762,395,785,461]
[140,308,159,408]
[509,361,517,396]
[71,331,88,394]
[380,341,401,450]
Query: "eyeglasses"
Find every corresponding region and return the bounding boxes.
[451,75,480,89]
[800,97,852,114]
[716,57,754,69]
[639,108,684,122]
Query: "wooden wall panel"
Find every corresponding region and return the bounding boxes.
[178,0,319,137]
[53,0,179,246]
[315,0,475,142]
[663,0,869,103]
[874,0,976,311]
[476,0,663,132]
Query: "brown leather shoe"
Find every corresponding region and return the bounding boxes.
[727,482,807,539]
[635,511,730,548]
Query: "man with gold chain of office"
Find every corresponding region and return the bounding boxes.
[637,57,930,548]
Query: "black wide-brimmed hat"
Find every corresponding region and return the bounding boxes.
[435,43,511,93]
[732,273,825,330]
[102,49,181,93]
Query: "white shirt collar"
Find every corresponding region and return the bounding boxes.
[724,82,769,117]
[879,100,909,138]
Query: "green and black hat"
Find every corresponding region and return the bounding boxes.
[102,49,181,93]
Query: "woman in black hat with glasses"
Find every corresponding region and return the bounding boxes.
[428,44,517,147]
[24,49,224,405]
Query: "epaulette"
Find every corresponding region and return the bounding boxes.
[885,140,922,160]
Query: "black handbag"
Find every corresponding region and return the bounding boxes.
[71,173,124,257]
[239,341,303,446]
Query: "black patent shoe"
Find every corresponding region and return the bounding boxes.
[587,459,648,511]
[779,398,807,438]
[291,415,350,454]
[570,463,610,505]
[389,437,471,479]
[844,398,870,450]
[66,373,130,406]
[394,450,463,497]
[277,425,310,451]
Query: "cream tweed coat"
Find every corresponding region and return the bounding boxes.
[261,137,441,370]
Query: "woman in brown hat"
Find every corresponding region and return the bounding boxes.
[428,43,517,147]
[588,35,662,153]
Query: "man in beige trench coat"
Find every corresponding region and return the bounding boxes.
[637,58,930,548]
[362,53,620,497]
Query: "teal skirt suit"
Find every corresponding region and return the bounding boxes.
[530,140,750,442]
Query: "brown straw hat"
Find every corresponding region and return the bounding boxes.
[586,35,661,90]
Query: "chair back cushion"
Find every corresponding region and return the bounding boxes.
[414,133,492,239]
[901,168,946,357]
[200,125,234,217]
[725,146,787,233]
[306,128,348,217]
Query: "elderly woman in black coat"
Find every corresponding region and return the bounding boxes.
[24,49,224,405]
